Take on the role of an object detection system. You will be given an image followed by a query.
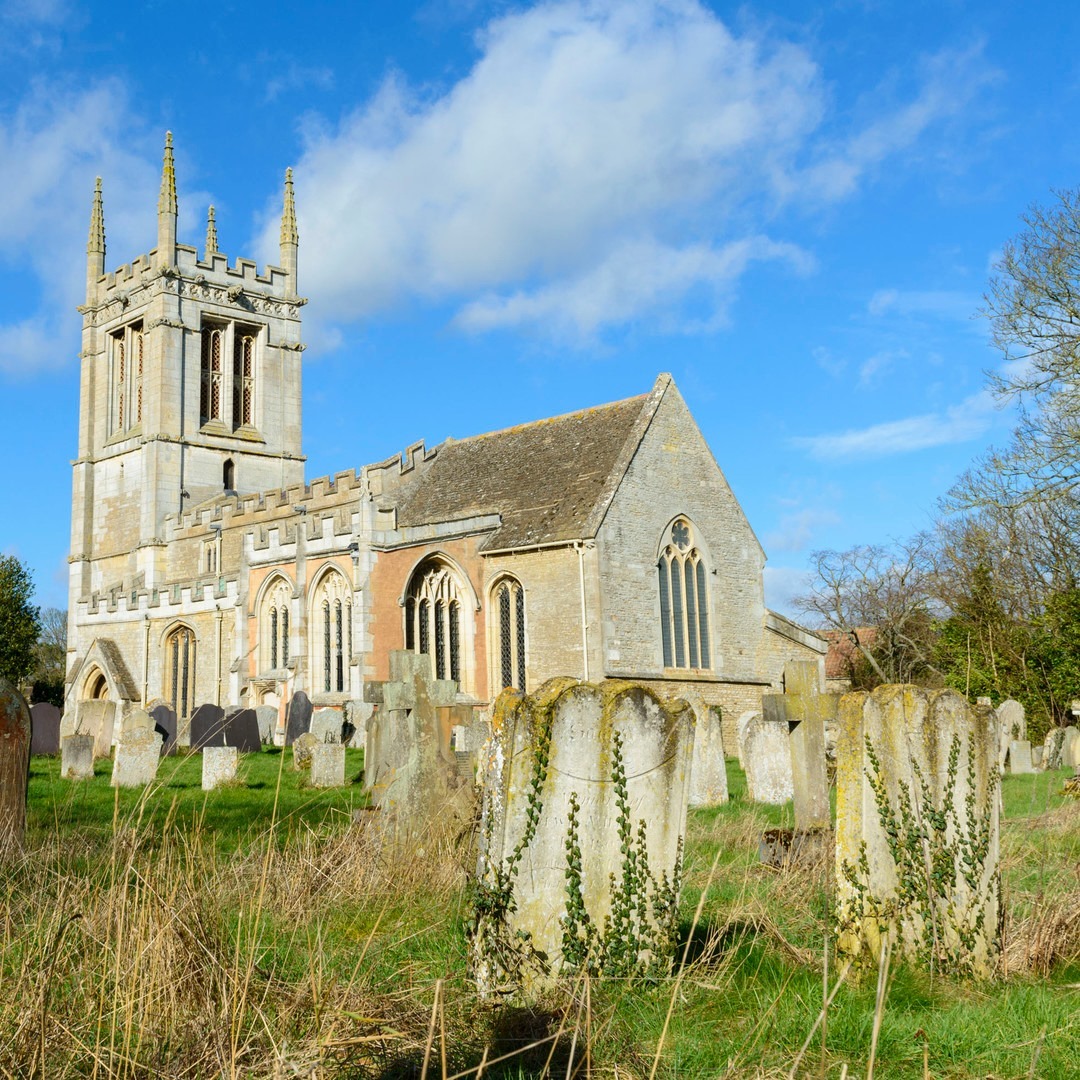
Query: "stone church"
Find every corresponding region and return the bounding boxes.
[64,137,824,744]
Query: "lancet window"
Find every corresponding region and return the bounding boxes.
[164,625,196,719]
[200,324,224,423]
[493,577,526,692]
[313,569,351,693]
[262,577,291,672]
[404,560,463,685]
[658,518,711,670]
[110,321,144,433]
[232,327,257,428]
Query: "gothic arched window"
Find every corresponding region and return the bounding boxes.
[200,324,224,423]
[261,576,291,672]
[404,559,464,685]
[232,326,257,428]
[492,577,526,692]
[312,569,351,693]
[658,518,711,670]
[164,625,196,719]
[110,320,144,433]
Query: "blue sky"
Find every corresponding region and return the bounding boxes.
[2,0,1078,617]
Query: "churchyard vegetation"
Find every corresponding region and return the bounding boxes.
[0,555,40,691]
[2,752,1077,1077]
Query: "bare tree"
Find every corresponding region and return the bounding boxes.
[794,536,942,686]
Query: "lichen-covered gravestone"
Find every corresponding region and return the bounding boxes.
[77,700,117,758]
[1009,739,1034,774]
[835,686,1000,978]
[0,679,31,856]
[363,650,471,843]
[202,746,238,791]
[309,707,343,744]
[741,713,794,804]
[61,734,94,780]
[310,743,346,788]
[29,702,62,755]
[292,731,319,769]
[472,679,693,996]
[111,724,161,788]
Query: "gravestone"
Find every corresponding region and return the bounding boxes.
[223,709,261,753]
[78,700,117,758]
[1061,727,1080,768]
[741,714,794,804]
[734,710,756,771]
[29,702,62,755]
[1042,728,1069,770]
[344,699,372,747]
[763,661,835,830]
[188,704,226,749]
[111,726,161,788]
[835,686,1000,977]
[363,651,467,840]
[474,679,693,995]
[61,734,95,779]
[292,731,319,769]
[255,705,278,744]
[1032,745,1044,768]
[202,746,238,791]
[1009,739,1035,774]
[285,691,312,746]
[686,697,728,807]
[310,707,343,744]
[0,679,31,855]
[149,703,177,755]
[996,700,1025,770]
[311,743,346,788]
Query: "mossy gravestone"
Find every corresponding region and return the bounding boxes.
[0,679,31,856]
[835,686,1000,978]
[471,679,693,996]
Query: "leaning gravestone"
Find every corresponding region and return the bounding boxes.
[223,709,261,753]
[741,713,794,804]
[188,704,226,749]
[1042,728,1068,770]
[310,707,343,744]
[735,710,756,771]
[149,703,177,756]
[255,705,278,744]
[1061,727,1080,768]
[285,691,313,746]
[111,725,161,788]
[0,679,31,856]
[29,702,62,755]
[835,686,1000,977]
[202,746,238,791]
[78,700,117,758]
[473,678,693,996]
[344,699,372,747]
[61,734,94,780]
[311,743,346,788]
[996,700,1025,769]
[686,697,728,807]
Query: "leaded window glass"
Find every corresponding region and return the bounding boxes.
[658,518,711,670]
[165,626,196,719]
[404,560,466,688]
[493,578,526,692]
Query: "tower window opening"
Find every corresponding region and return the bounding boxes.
[200,325,224,423]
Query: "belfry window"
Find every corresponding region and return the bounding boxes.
[312,569,350,693]
[658,518,711,670]
[110,321,144,434]
[164,625,196,719]
[493,578,526,692]
[232,327,257,428]
[200,325,224,423]
[404,560,464,685]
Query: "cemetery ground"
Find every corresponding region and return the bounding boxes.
[2,753,1077,1078]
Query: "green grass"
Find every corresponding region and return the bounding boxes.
[3,751,1078,1078]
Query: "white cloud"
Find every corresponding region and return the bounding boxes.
[794,389,999,461]
[454,235,812,339]
[764,507,840,554]
[858,347,907,387]
[763,565,812,617]
[867,287,979,321]
[263,0,977,339]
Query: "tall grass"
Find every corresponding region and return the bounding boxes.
[2,754,1077,1077]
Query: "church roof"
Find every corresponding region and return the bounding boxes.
[394,374,671,551]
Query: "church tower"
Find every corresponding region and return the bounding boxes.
[69,135,306,605]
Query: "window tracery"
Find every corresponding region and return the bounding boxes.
[110,321,143,433]
[658,518,711,670]
[164,625,196,719]
[404,560,464,684]
[312,569,350,693]
[493,577,526,692]
[261,576,291,672]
